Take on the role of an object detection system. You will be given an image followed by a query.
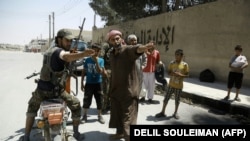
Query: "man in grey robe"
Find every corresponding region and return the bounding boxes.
[106,30,154,141]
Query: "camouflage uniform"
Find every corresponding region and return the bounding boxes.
[27,88,81,120]
[102,69,111,112]
[101,43,113,112]
[26,46,81,121]
[22,29,83,141]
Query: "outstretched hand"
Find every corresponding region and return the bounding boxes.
[145,42,155,50]
[137,42,155,53]
[84,49,95,56]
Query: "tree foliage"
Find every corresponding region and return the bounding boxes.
[89,0,119,26]
[89,0,164,26]
[89,0,214,26]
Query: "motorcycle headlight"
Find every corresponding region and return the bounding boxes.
[37,120,45,128]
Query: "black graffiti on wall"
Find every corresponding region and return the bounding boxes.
[138,26,174,51]
[97,25,175,52]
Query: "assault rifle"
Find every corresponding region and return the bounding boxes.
[71,17,86,51]
[68,17,86,96]
[25,71,40,79]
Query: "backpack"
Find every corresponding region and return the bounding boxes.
[199,69,215,83]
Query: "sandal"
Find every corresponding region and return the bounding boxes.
[73,132,85,140]
[173,113,180,119]
[224,96,230,100]
[234,97,241,102]
[155,112,166,118]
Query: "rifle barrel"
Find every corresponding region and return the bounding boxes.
[25,72,40,79]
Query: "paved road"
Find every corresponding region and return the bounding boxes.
[0,51,243,141]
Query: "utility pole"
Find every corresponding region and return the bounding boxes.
[52,12,55,40]
[49,15,51,48]
[93,11,97,30]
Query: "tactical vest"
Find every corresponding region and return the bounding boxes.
[40,47,68,89]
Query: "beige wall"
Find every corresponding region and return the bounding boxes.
[92,0,250,87]
[70,29,92,42]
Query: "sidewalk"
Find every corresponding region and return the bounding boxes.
[32,76,248,141]
[165,77,250,118]
[75,77,249,141]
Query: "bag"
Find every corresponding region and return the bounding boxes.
[139,82,147,97]
[199,69,215,82]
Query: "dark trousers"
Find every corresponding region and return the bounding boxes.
[83,83,103,109]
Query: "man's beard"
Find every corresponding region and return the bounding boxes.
[61,41,70,51]
[61,46,70,51]
[113,42,121,48]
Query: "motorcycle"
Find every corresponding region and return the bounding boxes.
[35,98,72,141]
[22,18,85,141]
[25,72,78,141]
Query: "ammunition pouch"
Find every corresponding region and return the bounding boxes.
[53,86,63,97]
[58,69,69,88]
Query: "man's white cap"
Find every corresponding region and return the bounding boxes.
[127,34,137,42]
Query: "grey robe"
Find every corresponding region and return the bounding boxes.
[108,45,142,139]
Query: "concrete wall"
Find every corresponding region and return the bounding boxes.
[92,0,250,87]
[70,29,92,42]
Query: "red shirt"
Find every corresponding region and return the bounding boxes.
[143,50,160,72]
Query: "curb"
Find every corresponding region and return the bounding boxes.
[181,91,250,118]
